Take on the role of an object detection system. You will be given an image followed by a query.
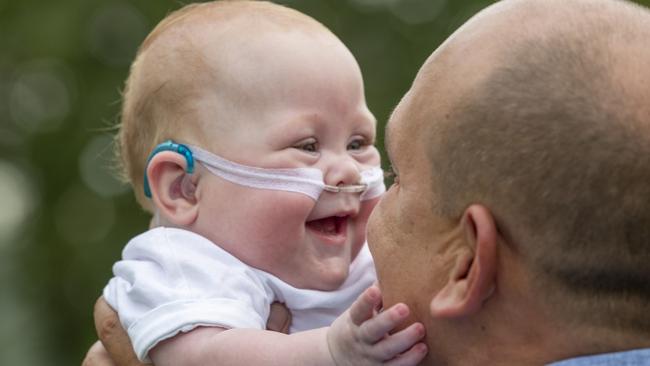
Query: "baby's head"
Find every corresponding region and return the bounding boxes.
[116,0,381,290]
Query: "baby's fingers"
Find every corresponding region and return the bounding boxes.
[374,322,426,361]
[385,342,428,366]
[358,302,410,343]
[349,285,382,325]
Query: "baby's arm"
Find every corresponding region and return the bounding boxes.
[150,326,332,366]
[150,286,427,366]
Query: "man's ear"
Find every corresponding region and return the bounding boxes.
[430,204,497,318]
[146,151,199,226]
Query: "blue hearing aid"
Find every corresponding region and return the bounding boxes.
[143,140,195,198]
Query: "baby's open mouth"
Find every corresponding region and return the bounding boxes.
[306,216,348,236]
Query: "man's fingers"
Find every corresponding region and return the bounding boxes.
[82,341,116,366]
[94,297,120,342]
[348,285,382,325]
[266,302,291,333]
[93,297,143,366]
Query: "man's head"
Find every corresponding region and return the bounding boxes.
[368,0,650,364]
[117,1,381,291]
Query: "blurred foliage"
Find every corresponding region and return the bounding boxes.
[1,0,649,364]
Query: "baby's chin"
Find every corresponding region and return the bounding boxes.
[288,264,350,291]
[315,269,349,291]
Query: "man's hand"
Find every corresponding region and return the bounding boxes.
[82,340,116,366]
[267,301,292,333]
[327,286,428,366]
[81,297,293,366]
[80,297,144,366]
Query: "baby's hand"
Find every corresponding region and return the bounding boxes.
[327,286,427,366]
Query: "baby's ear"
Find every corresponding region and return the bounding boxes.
[146,151,198,226]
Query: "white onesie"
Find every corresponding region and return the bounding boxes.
[103,227,377,362]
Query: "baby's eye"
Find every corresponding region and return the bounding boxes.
[347,138,367,151]
[293,139,319,153]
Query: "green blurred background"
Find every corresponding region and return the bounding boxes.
[1,0,649,364]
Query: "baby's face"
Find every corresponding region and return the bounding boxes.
[190,29,380,290]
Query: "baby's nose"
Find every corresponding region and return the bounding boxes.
[323,155,362,188]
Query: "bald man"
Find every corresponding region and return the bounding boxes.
[368,0,650,364]
[86,0,650,365]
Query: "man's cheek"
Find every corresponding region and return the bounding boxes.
[375,265,403,309]
[366,210,382,253]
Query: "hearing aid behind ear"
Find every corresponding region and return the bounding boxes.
[143,140,195,198]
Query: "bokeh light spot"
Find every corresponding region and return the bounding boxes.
[0,287,47,366]
[79,134,130,198]
[349,0,401,10]
[389,0,447,24]
[54,184,116,245]
[0,160,37,249]
[9,61,72,134]
[0,77,25,148]
[86,3,148,67]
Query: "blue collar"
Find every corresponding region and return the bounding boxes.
[548,348,650,366]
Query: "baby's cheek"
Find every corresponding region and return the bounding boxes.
[217,190,312,239]
[357,197,381,230]
[250,191,315,234]
[223,191,315,267]
[359,196,381,223]
[351,196,381,254]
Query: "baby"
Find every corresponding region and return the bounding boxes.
[102,1,426,365]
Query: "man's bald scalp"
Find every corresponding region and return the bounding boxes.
[427,0,650,331]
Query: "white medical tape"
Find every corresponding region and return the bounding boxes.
[188,144,384,201]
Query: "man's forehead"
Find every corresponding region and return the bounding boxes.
[384,100,405,161]
[387,87,418,132]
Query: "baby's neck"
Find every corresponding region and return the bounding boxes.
[150,210,177,230]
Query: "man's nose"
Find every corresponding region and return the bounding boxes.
[323,153,362,188]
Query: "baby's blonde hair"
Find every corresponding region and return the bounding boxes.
[114,1,329,211]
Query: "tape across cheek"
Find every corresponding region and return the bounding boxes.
[189,144,385,201]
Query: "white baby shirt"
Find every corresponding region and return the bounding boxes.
[103,227,377,362]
